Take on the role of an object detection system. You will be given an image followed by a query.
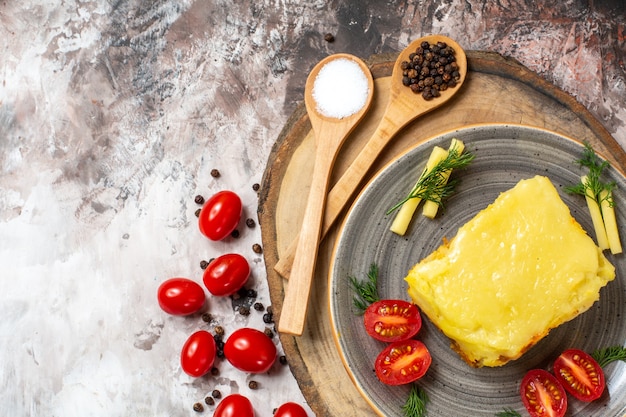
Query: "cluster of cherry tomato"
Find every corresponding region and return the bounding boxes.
[363,299,432,385]
[519,348,605,417]
[156,188,309,416]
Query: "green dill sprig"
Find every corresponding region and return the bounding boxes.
[565,141,616,206]
[591,345,626,368]
[348,263,380,314]
[495,409,522,417]
[402,384,429,417]
[387,145,474,215]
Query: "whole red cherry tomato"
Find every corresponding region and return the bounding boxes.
[364,299,422,342]
[157,278,205,316]
[553,349,605,402]
[520,369,567,417]
[180,330,216,378]
[203,253,250,296]
[198,190,242,241]
[224,328,277,373]
[274,402,308,417]
[213,394,254,417]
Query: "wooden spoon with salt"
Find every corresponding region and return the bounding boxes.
[278,54,374,336]
[274,35,467,279]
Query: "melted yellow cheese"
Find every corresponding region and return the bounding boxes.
[406,176,615,367]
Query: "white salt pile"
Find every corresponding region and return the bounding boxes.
[311,57,370,119]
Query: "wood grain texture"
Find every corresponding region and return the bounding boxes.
[259,50,626,416]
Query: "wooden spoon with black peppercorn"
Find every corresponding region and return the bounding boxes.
[274,35,467,280]
[278,53,374,336]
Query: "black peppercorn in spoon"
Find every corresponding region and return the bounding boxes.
[274,35,467,280]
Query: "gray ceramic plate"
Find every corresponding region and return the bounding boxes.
[329,124,626,416]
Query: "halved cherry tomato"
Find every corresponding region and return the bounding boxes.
[198,190,242,241]
[157,278,205,316]
[180,330,216,378]
[553,348,605,402]
[364,299,421,342]
[203,253,250,296]
[224,327,277,373]
[213,394,254,417]
[520,369,567,417]
[274,402,308,417]
[374,339,431,385]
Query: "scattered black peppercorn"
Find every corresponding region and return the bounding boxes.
[279,355,288,365]
[201,313,212,323]
[210,367,219,376]
[252,183,260,192]
[210,169,220,178]
[200,260,209,269]
[194,195,205,205]
[231,229,240,238]
[245,218,256,228]
[252,243,263,254]
[214,326,225,337]
[246,289,257,298]
[239,306,250,316]
[204,396,215,406]
[324,33,335,42]
[212,389,222,399]
[263,312,274,324]
[400,40,461,100]
[264,327,274,338]
[193,402,204,412]
[248,380,259,389]
[253,302,264,311]
[195,208,201,217]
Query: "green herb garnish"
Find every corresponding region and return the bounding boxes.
[402,384,429,417]
[387,143,474,215]
[495,409,522,417]
[591,345,626,367]
[348,263,380,314]
[565,141,615,204]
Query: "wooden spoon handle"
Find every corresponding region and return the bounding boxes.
[273,113,406,278]
[278,145,335,335]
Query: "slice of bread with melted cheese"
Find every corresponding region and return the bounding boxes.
[405,175,615,367]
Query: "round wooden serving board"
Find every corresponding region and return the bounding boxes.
[258,50,626,416]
